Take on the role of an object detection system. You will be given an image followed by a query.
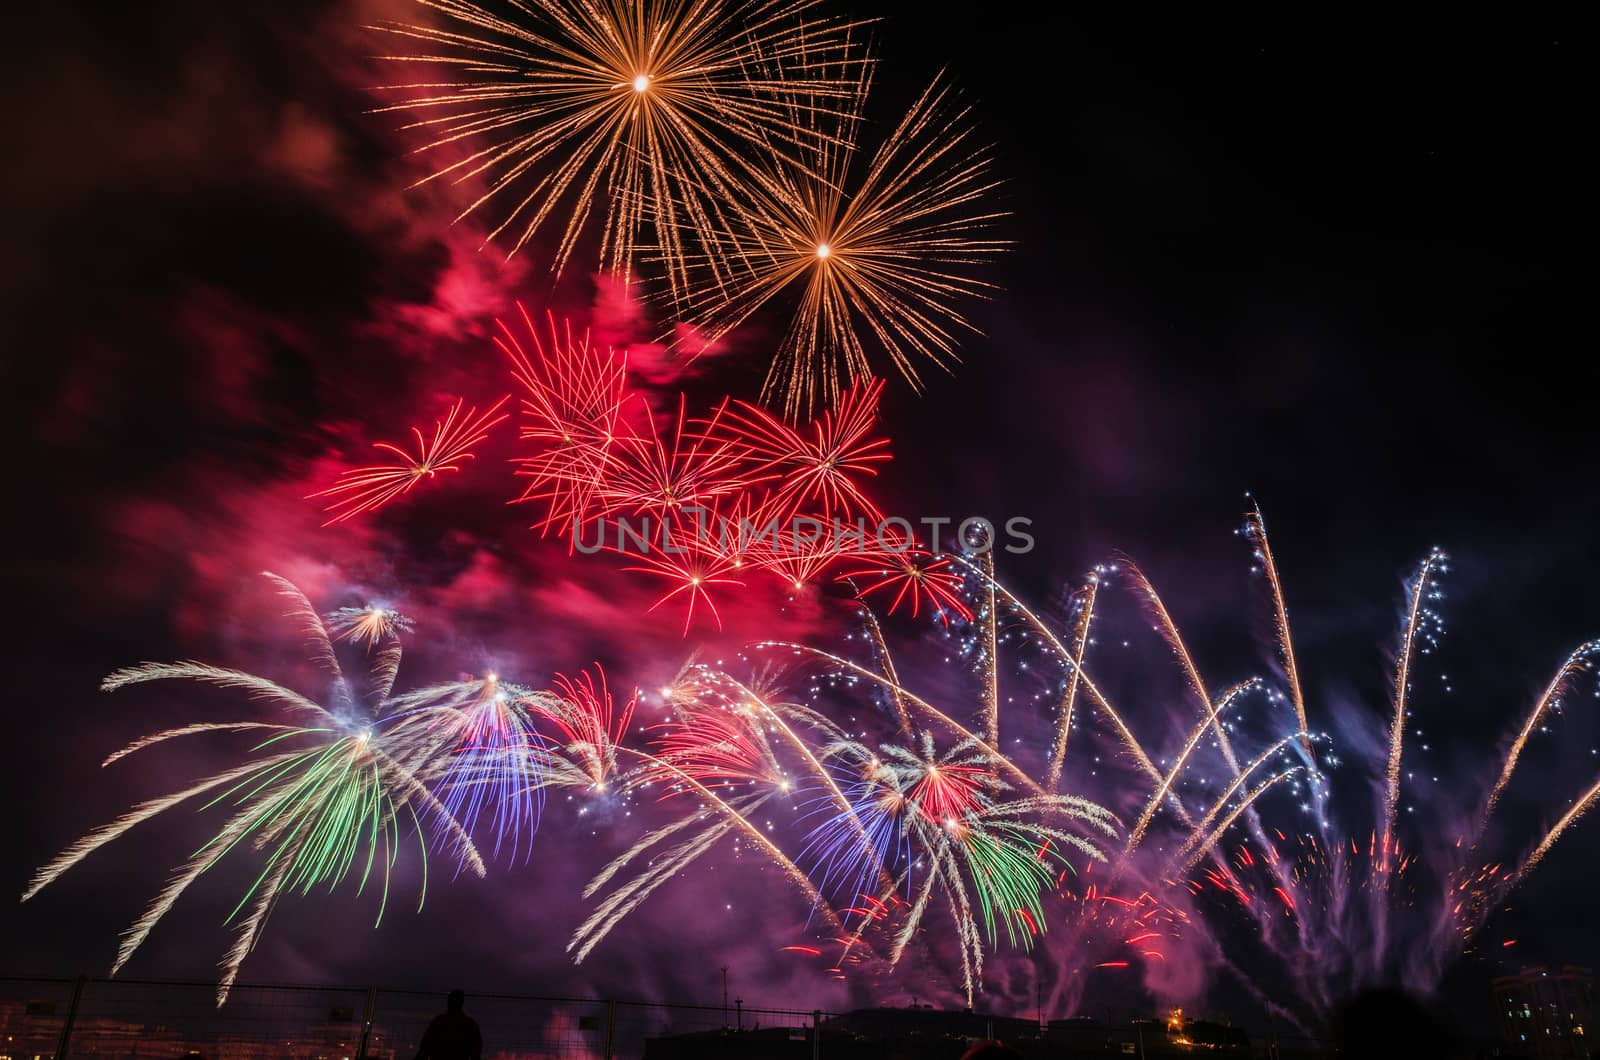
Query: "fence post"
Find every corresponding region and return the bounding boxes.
[812,1009,821,1060]
[355,985,378,1059]
[54,974,86,1060]
[602,998,617,1060]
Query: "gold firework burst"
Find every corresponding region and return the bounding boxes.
[371,0,871,299]
[672,74,1009,417]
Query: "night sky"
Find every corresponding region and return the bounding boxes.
[2,2,1593,1038]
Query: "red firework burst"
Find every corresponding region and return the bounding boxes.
[498,305,631,533]
[910,762,988,823]
[603,395,755,520]
[712,378,891,524]
[741,506,853,592]
[621,531,747,634]
[650,688,784,794]
[310,396,510,525]
[534,665,638,789]
[495,311,903,632]
[840,546,972,623]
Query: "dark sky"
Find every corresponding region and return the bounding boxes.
[1,1,1593,1037]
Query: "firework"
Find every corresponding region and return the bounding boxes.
[901,740,989,825]
[649,674,792,793]
[863,730,1117,995]
[310,396,510,525]
[499,306,632,535]
[22,574,486,1004]
[710,379,891,524]
[569,670,858,964]
[622,530,748,633]
[732,507,1596,1019]
[674,77,1007,415]
[371,0,870,299]
[1476,638,1600,830]
[1380,547,1448,856]
[501,311,900,626]
[534,666,638,792]
[603,395,752,520]
[572,656,1118,999]
[327,604,415,648]
[559,501,1600,1020]
[839,546,972,625]
[797,758,911,908]
[37,506,1600,1018]
[1043,568,1104,792]
[387,672,549,867]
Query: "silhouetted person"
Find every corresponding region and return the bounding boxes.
[414,989,482,1060]
[1332,987,1453,1059]
[959,1042,1022,1060]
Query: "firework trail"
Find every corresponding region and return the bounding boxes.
[1380,547,1448,856]
[946,555,1168,793]
[1166,733,1316,871]
[1170,769,1305,877]
[717,505,1596,1019]
[371,0,871,301]
[977,551,1000,746]
[1517,773,1600,879]
[1477,639,1600,831]
[1124,560,1246,781]
[1242,501,1312,760]
[848,598,916,739]
[570,744,848,965]
[1124,679,1261,856]
[1442,640,1600,943]
[1044,568,1103,792]
[309,396,510,525]
[22,574,488,1003]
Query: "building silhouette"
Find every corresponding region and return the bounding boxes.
[1492,965,1594,1058]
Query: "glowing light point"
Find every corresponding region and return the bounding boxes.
[815,243,831,259]
[632,74,650,93]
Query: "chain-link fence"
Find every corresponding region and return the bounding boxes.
[0,976,830,1059]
